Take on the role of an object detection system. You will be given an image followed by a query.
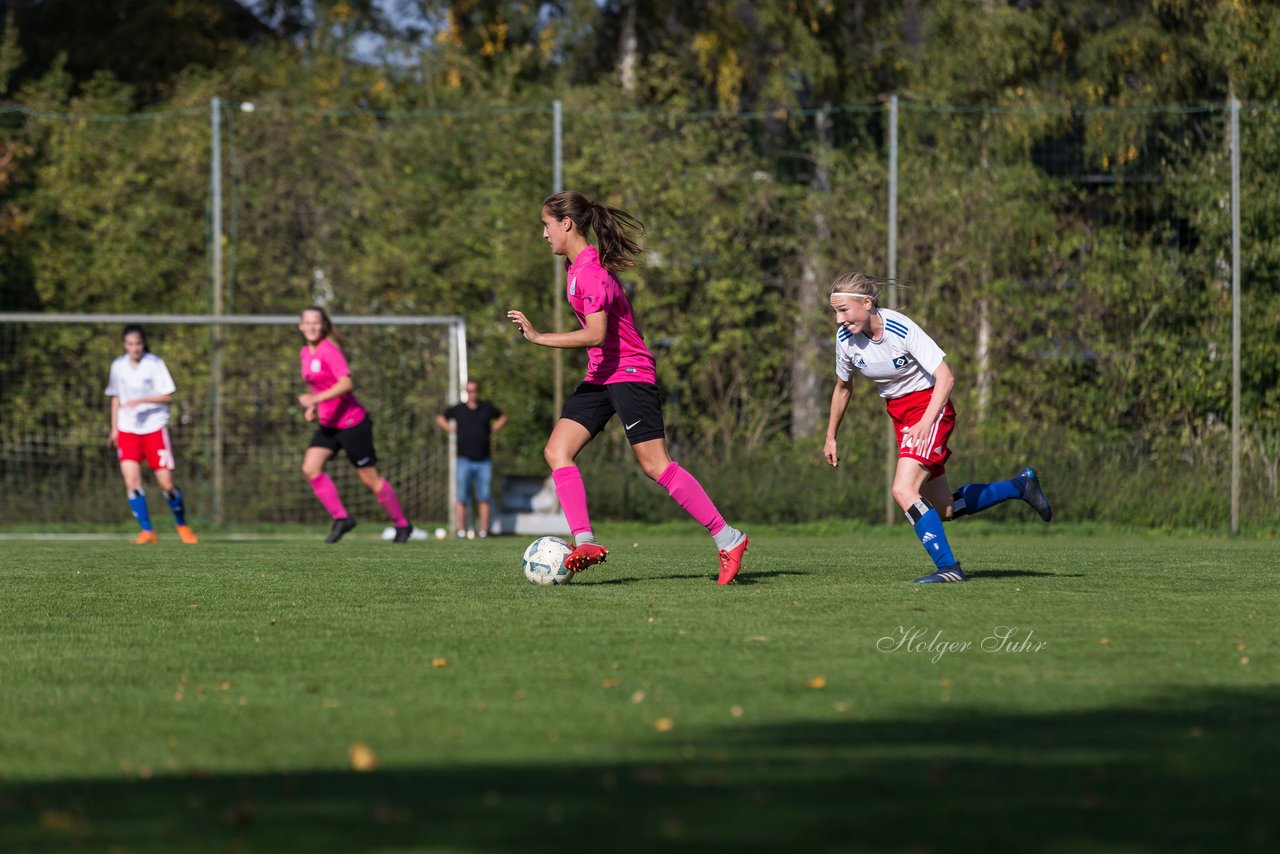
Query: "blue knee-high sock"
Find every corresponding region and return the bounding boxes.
[907,498,958,570]
[164,487,187,526]
[951,480,1020,518]
[128,488,153,532]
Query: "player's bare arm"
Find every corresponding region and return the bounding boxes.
[120,393,174,409]
[824,376,854,467]
[298,375,353,409]
[507,309,607,349]
[108,397,120,447]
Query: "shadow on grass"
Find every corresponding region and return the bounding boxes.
[581,570,808,586]
[3,687,1276,851]
[970,570,1085,580]
[732,570,809,585]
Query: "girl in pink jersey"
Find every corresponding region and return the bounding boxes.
[297,306,412,544]
[823,272,1053,583]
[507,191,749,583]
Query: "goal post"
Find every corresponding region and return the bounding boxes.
[0,312,467,529]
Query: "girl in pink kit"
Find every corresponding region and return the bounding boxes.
[297,306,412,544]
[507,191,749,584]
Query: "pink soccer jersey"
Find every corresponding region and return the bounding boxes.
[300,338,368,429]
[566,245,657,385]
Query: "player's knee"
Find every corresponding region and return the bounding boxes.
[890,482,917,509]
[639,459,667,481]
[301,462,321,480]
[543,443,569,470]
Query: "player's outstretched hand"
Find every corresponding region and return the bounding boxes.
[823,437,839,467]
[506,310,541,344]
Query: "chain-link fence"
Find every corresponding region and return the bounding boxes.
[0,98,1273,530]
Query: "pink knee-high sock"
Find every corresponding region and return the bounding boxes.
[552,466,593,538]
[657,462,726,536]
[308,473,348,520]
[376,480,408,527]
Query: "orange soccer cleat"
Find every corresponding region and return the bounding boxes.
[717,535,750,585]
[176,525,199,544]
[133,530,159,545]
[564,541,609,573]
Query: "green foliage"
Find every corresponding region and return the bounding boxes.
[1,2,1278,528]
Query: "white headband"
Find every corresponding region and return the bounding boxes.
[831,292,875,300]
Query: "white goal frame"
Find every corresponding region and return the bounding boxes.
[0,312,469,524]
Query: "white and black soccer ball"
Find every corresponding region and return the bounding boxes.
[521,536,573,586]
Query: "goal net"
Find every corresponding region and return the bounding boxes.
[0,313,466,528]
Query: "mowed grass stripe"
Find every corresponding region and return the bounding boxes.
[1,527,1277,850]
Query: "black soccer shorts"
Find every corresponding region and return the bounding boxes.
[308,416,379,467]
[561,381,665,445]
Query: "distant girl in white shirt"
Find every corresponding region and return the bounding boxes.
[105,324,197,544]
[823,273,1050,583]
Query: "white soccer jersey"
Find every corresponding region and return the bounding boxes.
[105,353,176,434]
[835,308,946,399]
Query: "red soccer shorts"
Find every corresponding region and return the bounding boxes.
[117,428,175,471]
[885,388,956,478]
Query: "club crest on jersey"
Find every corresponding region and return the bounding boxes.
[311,359,322,373]
[569,277,576,296]
[893,355,910,369]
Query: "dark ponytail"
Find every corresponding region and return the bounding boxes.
[543,190,645,273]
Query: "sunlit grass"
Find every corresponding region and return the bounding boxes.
[1,524,1277,850]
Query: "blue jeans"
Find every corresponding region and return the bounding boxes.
[456,458,493,504]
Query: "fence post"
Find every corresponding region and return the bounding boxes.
[885,95,899,526]
[552,100,564,420]
[448,323,459,522]
[1230,96,1241,534]
[210,97,225,526]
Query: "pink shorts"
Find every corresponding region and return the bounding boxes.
[885,388,955,478]
[117,428,175,471]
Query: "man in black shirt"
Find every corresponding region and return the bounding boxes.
[435,380,507,538]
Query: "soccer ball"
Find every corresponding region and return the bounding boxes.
[522,536,573,586]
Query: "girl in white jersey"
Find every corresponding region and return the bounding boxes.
[506,190,749,584]
[823,273,1052,583]
[105,324,198,544]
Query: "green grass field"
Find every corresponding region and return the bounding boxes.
[1,523,1277,852]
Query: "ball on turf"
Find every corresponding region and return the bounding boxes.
[522,536,573,586]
